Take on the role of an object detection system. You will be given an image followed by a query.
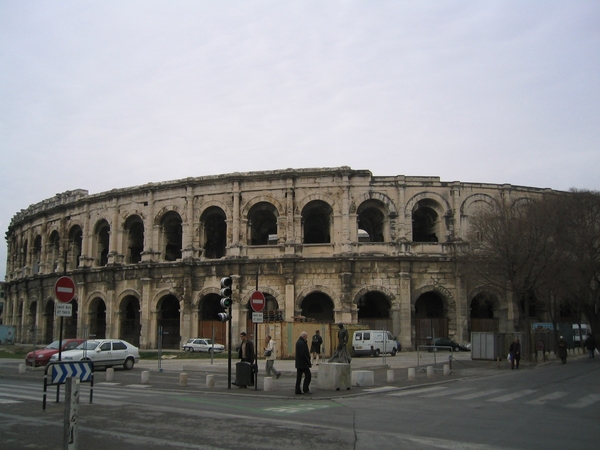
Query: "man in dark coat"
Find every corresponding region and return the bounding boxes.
[295,331,312,394]
[557,336,568,364]
[509,337,521,369]
[237,332,255,385]
[584,333,596,359]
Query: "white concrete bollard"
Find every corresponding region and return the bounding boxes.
[206,374,214,388]
[141,370,150,384]
[19,363,26,374]
[387,369,394,383]
[179,373,188,387]
[106,368,114,382]
[264,376,273,391]
[427,366,434,378]
[443,364,450,376]
[408,368,415,380]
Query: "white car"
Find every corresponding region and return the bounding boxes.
[50,339,140,370]
[183,338,225,353]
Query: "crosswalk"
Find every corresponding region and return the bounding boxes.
[0,382,155,406]
[387,385,600,409]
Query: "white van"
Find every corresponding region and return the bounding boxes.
[352,330,398,357]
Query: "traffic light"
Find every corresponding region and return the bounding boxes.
[218,276,232,322]
[220,276,232,308]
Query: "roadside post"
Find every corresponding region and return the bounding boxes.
[250,287,265,392]
[64,377,80,450]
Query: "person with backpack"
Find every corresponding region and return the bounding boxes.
[310,330,323,366]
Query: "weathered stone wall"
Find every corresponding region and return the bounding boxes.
[3,167,550,349]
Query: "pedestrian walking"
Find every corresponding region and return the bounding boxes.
[237,331,255,385]
[295,331,312,395]
[584,332,596,359]
[509,337,521,369]
[557,336,568,364]
[310,330,323,366]
[263,335,281,379]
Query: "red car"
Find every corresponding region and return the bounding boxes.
[25,339,86,366]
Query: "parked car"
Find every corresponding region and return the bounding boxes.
[49,339,140,370]
[428,337,469,352]
[25,338,86,366]
[183,338,225,353]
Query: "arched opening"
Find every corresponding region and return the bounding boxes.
[302,200,332,244]
[27,301,37,341]
[94,220,110,266]
[248,202,278,245]
[412,200,441,243]
[89,297,107,339]
[124,215,144,264]
[301,292,334,322]
[161,212,182,261]
[119,296,141,347]
[357,201,386,242]
[158,295,180,349]
[68,226,83,270]
[469,292,499,333]
[198,293,227,344]
[414,292,447,347]
[33,235,42,275]
[357,291,392,330]
[201,207,227,259]
[44,300,55,343]
[48,231,61,271]
[64,301,78,338]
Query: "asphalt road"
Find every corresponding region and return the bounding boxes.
[0,353,598,449]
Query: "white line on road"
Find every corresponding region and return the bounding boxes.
[421,387,476,398]
[453,389,505,400]
[488,389,537,403]
[526,391,568,405]
[566,394,600,409]
[388,386,447,397]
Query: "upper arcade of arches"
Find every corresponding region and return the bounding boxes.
[5,168,555,281]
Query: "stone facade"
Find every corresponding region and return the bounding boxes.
[3,167,550,350]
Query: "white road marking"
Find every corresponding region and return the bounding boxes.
[526,391,568,405]
[488,389,537,403]
[388,386,447,397]
[566,394,600,409]
[453,389,505,400]
[421,387,476,398]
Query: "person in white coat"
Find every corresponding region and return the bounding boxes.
[264,335,281,379]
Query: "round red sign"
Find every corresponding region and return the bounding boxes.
[54,276,76,303]
[250,291,265,312]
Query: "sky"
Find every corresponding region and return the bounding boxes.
[1,0,599,280]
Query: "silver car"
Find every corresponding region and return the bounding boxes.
[183,338,225,353]
[50,339,140,370]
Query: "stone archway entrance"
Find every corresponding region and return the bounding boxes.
[120,296,141,347]
[414,291,448,348]
[357,291,392,330]
[301,292,334,322]
[158,295,180,349]
[88,297,107,339]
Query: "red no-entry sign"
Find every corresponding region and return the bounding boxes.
[54,276,76,303]
[250,291,265,312]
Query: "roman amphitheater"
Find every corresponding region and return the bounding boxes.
[3,167,552,353]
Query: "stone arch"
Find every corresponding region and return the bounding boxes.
[245,201,280,245]
[294,193,339,216]
[43,298,55,343]
[93,219,110,266]
[297,286,338,322]
[67,224,83,270]
[88,296,107,339]
[349,191,398,216]
[412,284,456,345]
[199,205,227,259]
[154,205,185,226]
[158,210,183,261]
[301,200,334,244]
[118,294,141,347]
[356,199,388,242]
[241,195,285,217]
[460,193,498,217]
[406,192,452,243]
[353,287,394,330]
[122,214,145,264]
[156,293,181,349]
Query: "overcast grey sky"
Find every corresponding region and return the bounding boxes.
[1,0,599,279]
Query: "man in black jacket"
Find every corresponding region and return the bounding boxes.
[295,331,312,394]
[237,332,255,386]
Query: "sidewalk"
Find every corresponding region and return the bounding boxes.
[0,351,552,400]
[130,351,534,399]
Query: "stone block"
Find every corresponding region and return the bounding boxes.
[317,363,351,391]
[352,370,374,387]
